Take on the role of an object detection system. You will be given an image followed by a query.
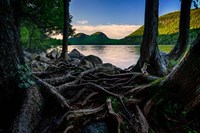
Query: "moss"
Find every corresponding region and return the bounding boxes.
[168,59,179,69]
[107,97,120,111]
[17,64,35,89]
[150,77,165,87]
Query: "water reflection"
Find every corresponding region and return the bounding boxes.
[68,45,140,69]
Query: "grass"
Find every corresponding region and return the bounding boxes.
[158,45,173,53]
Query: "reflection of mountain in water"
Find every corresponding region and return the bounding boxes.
[68,45,141,69]
[91,45,106,54]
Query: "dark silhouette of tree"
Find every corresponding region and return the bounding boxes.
[0,0,42,132]
[132,0,166,76]
[193,0,200,9]
[60,0,70,61]
[168,0,192,60]
[0,0,24,129]
[162,36,200,110]
[21,0,75,36]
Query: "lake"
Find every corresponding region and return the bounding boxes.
[68,45,173,69]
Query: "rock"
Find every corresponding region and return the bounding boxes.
[36,56,50,63]
[30,60,39,68]
[102,63,116,68]
[79,55,103,69]
[83,122,109,133]
[24,57,30,63]
[39,52,46,58]
[23,51,32,59]
[79,59,94,69]
[96,63,121,74]
[69,49,84,59]
[30,60,49,71]
[30,53,39,60]
[82,55,103,65]
[46,49,59,59]
[70,58,81,66]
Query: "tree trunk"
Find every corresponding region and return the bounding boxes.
[168,0,192,60]
[161,36,200,110]
[0,0,43,132]
[132,0,166,77]
[60,0,70,61]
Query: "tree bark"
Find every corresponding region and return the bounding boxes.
[60,0,70,61]
[168,0,192,60]
[161,36,200,110]
[132,0,166,77]
[0,0,43,131]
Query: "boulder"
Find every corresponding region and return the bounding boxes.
[36,56,50,63]
[70,58,81,66]
[83,122,109,133]
[24,57,30,63]
[69,49,84,59]
[96,63,122,74]
[39,52,46,58]
[46,49,59,59]
[30,53,39,60]
[35,52,50,63]
[82,55,103,65]
[23,51,32,59]
[79,55,103,69]
[79,59,94,69]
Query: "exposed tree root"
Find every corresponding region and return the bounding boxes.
[12,86,44,133]
[33,75,72,109]
[106,98,122,133]
[26,60,199,133]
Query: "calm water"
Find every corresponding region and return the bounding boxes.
[68,45,173,69]
[68,45,140,69]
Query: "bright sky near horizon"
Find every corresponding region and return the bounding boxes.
[69,0,182,39]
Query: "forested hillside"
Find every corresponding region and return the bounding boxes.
[125,8,200,45]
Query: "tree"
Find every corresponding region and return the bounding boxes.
[20,0,75,52]
[60,0,70,61]
[132,0,166,76]
[168,0,192,60]
[160,36,200,110]
[193,0,200,9]
[21,0,75,36]
[0,0,42,132]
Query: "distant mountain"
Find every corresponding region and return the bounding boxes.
[69,32,122,45]
[69,9,200,45]
[74,33,89,39]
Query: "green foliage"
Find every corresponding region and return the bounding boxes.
[129,9,200,36]
[20,0,75,52]
[20,25,62,52]
[150,77,165,87]
[126,9,200,45]
[20,21,63,52]
[107,97,120,111]
[168,59,179,69]
[21,0,75,36]
[17,64,35,89]
[158,45,173,53]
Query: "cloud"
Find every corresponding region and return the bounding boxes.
[73,24,141,39]
[76,20,89,25]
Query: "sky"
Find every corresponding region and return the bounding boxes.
[69,0,182,39]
